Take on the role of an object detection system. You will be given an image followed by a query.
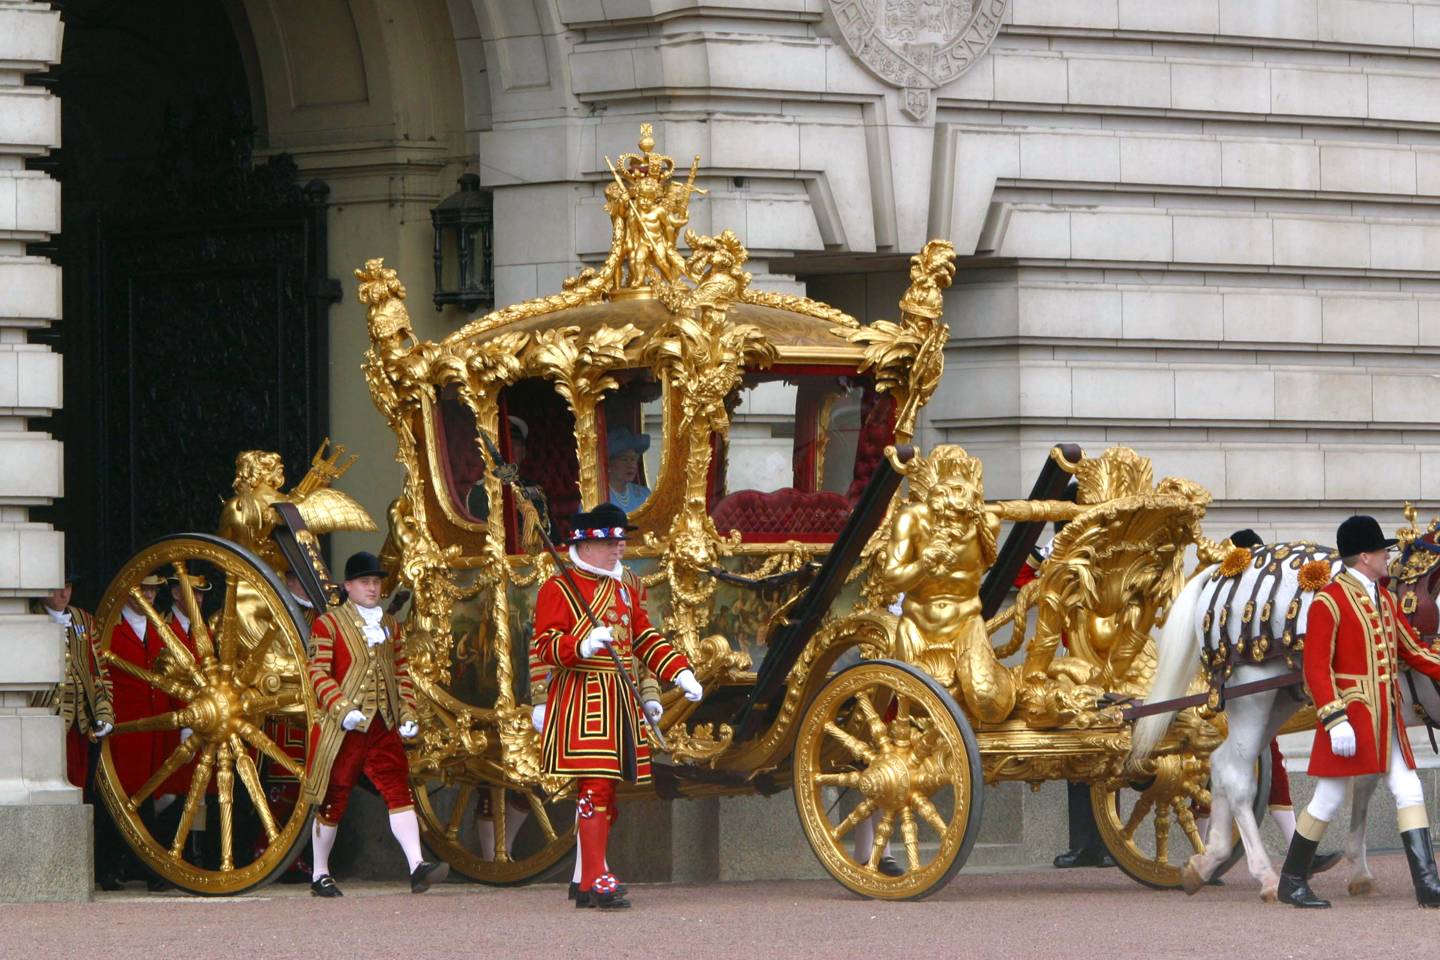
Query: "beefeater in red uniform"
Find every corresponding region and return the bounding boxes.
[301,550,448,898]
[532,503,703,909]
[1279,515,1440,909]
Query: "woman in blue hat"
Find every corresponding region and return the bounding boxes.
[605,426,651,513]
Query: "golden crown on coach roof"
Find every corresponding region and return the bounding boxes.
[616,121,677,182]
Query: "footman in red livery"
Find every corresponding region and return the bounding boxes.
[1279,515,1440,909]
[302,550,449,898]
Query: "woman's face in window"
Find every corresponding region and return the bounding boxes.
[609,450,640,485]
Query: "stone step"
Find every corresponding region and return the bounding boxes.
[964,842,1029,867]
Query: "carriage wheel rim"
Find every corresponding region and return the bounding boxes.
[1092,752,1264,890]
[94,534,315,895]
[793,659,981,901]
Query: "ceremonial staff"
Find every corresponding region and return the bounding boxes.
[479,429,669,751]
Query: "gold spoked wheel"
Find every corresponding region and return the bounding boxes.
[415,779,575,885]
[793,659,982,901]
[1092,750,1270,889]
[94,534,315,895]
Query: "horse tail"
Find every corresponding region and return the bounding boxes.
[1129,568,1209,765]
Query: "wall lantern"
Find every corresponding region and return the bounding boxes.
[431,173,493,312]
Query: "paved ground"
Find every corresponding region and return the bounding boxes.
[6,855,1440,960]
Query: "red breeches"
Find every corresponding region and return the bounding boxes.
[577,778,618,892]
[318,718,414,824]
[1268,739,1291,808]
[66,726,88,791]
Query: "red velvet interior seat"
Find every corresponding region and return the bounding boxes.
[711,488,852,540]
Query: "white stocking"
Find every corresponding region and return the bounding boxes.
[852,812,893,863]
[1270,807,1296,844]
[389,809,425,872]
[312,820,338,879]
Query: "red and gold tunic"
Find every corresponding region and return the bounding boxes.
[301,602,418,805]
[532,567,689,783]
[108,614,172,795]
[1305,571,1440,777]
[30,603,112,790]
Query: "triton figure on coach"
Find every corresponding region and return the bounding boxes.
[532,503,703,910]
[1279,516,1440,909]
[302,550,449,898]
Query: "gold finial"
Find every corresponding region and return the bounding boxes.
[638,121,655,153]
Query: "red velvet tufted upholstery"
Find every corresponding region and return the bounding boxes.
[846,389,896,504]
[711,488,852,539]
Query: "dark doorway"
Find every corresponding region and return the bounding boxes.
[30,1,338,607]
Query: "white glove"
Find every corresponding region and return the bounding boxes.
[1329,719,1357,758]
[179,728,192,743]
[531,704,546,733]
[676,669,703,703]
[579,626,615,659]
[93,721,113,739]
[341,709,366,732]
[398,720,419,738]
[644,700,663,723]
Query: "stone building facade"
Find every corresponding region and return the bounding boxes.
[7,0,1440,898]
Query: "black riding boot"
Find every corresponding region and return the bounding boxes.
[1277,833,1330,908]
[1401,828,1440,908]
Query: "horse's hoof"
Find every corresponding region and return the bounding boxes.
[1182,859,1206,896]
[1348,876,1378,897]
[1260,887,1278,903]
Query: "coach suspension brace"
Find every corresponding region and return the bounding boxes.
[479,430,669,752]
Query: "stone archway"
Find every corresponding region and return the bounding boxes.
[226,0,471,561]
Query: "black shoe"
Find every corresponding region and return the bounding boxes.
[1054,849,1098,868]
[571,879,626,899]
[310,875,343,898]
[1312,850,1344,875]
[410,860,450,894]
[577,890,635,909]
[97,873,123,892]
[1277,834,1330,908]
[1054,848,1111,868]
[1206,877,1225,887]
[877,855,905,877]
[576,873,630,910]
[145,876,171,893]
[1401,827,1440,908]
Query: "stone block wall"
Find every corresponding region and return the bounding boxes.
[0,0,90,902]
[929,1,1440,541]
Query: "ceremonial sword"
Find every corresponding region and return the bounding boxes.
[479,430,669,751]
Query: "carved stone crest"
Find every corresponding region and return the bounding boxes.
[828,0,1009,120]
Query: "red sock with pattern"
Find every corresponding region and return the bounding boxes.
[577,778,616,892]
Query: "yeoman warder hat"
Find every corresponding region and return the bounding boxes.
[568,503,637,543]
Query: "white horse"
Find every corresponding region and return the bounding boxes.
[1130,544,1440,900]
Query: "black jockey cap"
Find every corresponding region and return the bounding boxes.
[1228,529,1264,550]
[1336,515,1397,557]
[344,551,389,580]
